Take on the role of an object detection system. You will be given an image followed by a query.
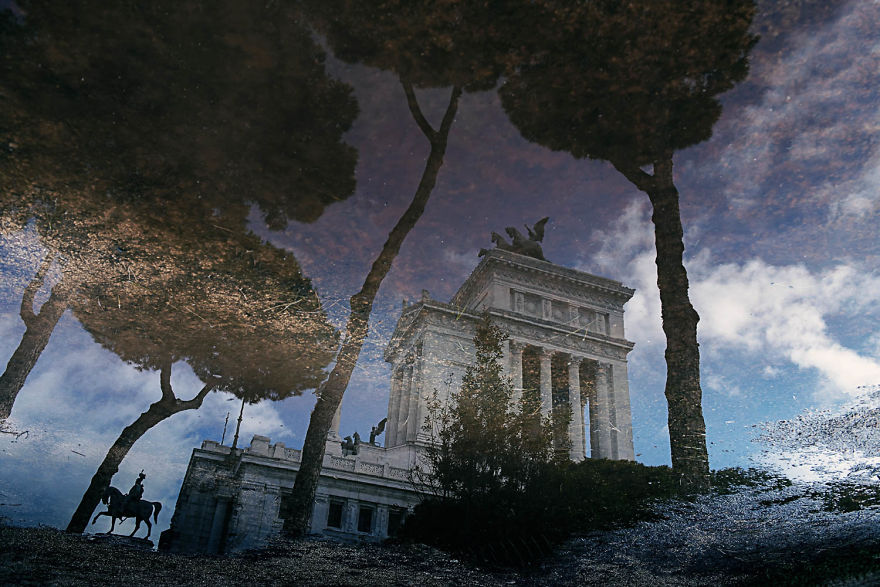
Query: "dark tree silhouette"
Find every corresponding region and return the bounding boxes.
[66,213,338,533]
[0,0,358,419]
[0,194,136,420]
[499,0,757,488]
[281,0,512,534]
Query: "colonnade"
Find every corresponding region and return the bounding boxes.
[505,340,631,461]
[336,339,633,462]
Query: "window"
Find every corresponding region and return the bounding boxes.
[327,500,344,529]
[387,507,405,537]
[357,505,374,533]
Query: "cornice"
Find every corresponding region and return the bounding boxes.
[384,301,634,364]
[452,249,634,308]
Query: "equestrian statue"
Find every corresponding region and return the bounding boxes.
[91,471,162,539]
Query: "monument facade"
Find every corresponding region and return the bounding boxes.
[161,248,636,553]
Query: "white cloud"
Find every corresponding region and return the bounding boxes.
[0,315,294,533]
[704,374,744,398]
[691,259,880,399]
[713,1,880,220]
[585,200,880,404]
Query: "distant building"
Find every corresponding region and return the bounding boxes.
[160,249,636,553]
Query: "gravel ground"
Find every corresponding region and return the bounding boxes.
[2,484,879,586]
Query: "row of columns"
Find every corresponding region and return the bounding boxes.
[384,346,422,447]
[507,341,630,461]
[334,339,633,462]
[331,350,421,448]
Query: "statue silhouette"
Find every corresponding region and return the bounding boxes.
[480,217,550,260]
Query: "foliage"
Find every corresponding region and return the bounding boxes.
[497,0,758,488]
[2,0,359,226]
[72,215,338,399]
[0,0,359,419]
[419,317,552,502]
[303,0,509,93]
[402,458,683,566]
[405,317,682,565]
[814,481,880,513]
[498,0,757,168]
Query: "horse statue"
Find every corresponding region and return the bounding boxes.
[92,485,162,539]
[479,217,550,261]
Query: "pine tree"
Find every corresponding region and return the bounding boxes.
[422,317,552,503]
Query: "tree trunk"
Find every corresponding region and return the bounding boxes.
[282,84,462,536]
[0,261,68,420]
[646,157,710,490]
[66,364,215,533]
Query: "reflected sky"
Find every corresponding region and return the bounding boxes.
[2,0,880,538]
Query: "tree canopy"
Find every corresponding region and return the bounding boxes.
[74,207,337,400]
[2,0,359,227]
[0,0,360,419]
[500,0,756,171]
[499,0,758,487]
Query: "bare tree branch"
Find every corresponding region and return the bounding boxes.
[609,159,656,193]
[159,359,175,403]
[402,79,437,141]
[20,253,55,326]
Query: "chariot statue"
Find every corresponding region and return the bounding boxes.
[479,217,549,261]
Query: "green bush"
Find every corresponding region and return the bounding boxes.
[404,317,688,566]
[400,458,682,566]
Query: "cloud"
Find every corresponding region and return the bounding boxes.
[691,259,880,399]
[713,1,880,222]
[704,374,744,398]
[0,314,294,533]
[585,199,664,350]
[585,200,880,404]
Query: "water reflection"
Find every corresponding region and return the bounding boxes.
[1,0,879,578]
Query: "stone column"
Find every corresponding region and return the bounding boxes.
[500,338,511,376]
[611,361,635,460]
[510,341,524,408]
[539,349,553,418]
[329,401,343,440]
[344,501,359,533]
[385,366,404,447]
[405,345,423,442]
[593,362,614,459]
[396,361,414,446]
[568,356,585,462]
[588,375,599,458]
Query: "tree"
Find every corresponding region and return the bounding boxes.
[282,0,512,534]
[0,194,140,420]
[499,0,757,488]
[0,0,359,419]
[422,317,552,502]
[66,211,338,533]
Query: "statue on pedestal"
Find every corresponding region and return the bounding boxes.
[369,418,388,445]
[479,217,549,261]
